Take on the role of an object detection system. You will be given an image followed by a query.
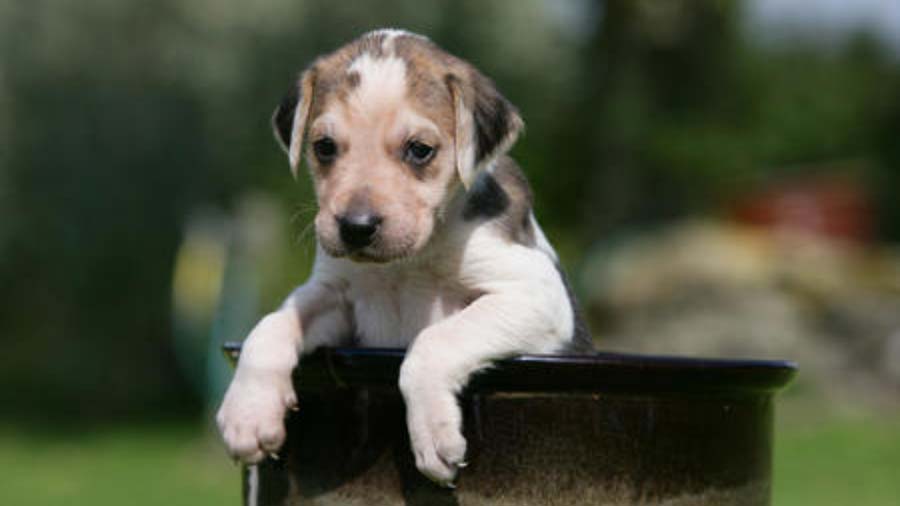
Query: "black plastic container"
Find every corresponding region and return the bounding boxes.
[223,345,796,506]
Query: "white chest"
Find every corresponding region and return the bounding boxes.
[346,268,472,348]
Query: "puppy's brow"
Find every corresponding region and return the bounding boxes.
[309,117,336,139]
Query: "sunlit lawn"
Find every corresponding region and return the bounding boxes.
[1,414,897,505]
[0,421,238,506]
[774,415,900,506]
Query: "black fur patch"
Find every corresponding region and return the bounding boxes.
[473,87,511,162]
[274,84,299,149]
[463,173,509,221]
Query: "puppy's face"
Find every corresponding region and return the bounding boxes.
[273,30,522,263]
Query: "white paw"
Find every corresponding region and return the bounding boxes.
[401,382,468,486]
[216,373,297,464]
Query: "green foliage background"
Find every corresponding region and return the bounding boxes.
[1,1,899,504]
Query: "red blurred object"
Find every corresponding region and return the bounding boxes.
[731,175,875,243]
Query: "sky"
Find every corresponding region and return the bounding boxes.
[746,0,900,55]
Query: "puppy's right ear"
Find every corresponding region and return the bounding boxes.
[272,69,316,178]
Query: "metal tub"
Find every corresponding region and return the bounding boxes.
[224,345,796,506]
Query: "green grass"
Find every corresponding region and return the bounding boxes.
[774,416,900,506]
[1,415,897,505]
[0,421,239,506]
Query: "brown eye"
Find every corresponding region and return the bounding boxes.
[313,137,337,163]
[404,140,435,166]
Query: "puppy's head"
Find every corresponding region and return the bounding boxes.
[273,29,523,263]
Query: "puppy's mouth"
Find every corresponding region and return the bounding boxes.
[318,237,413,264]
[348,249,392,264]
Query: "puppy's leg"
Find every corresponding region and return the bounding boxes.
[399,248,574,485]
[216,280,349,463]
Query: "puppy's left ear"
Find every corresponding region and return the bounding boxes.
[272,68,316,178]
[446,66,524,189]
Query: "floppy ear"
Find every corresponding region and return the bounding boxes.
[271,69,316,178]
[446,68,524,189]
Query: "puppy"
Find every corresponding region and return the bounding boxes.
[216,28,592,486]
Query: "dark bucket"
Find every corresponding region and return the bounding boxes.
[223,344,796,506]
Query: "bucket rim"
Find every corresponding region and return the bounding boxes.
[223,343,798,395]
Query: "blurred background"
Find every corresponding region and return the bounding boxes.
[2,0,899,504]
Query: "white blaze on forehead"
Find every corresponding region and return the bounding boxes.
[347,53,408,113]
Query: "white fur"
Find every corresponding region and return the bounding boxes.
[397,221,573,481]
[216,310,300,464]
[347,53,407,114]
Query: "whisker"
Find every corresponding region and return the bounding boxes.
[294,220,316,246]
[289,203,317,225]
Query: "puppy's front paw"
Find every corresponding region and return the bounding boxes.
[414,420,467,487]
[401,381,468,486]
[216,374,297,464]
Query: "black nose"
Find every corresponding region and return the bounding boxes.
[337,212,382,249]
